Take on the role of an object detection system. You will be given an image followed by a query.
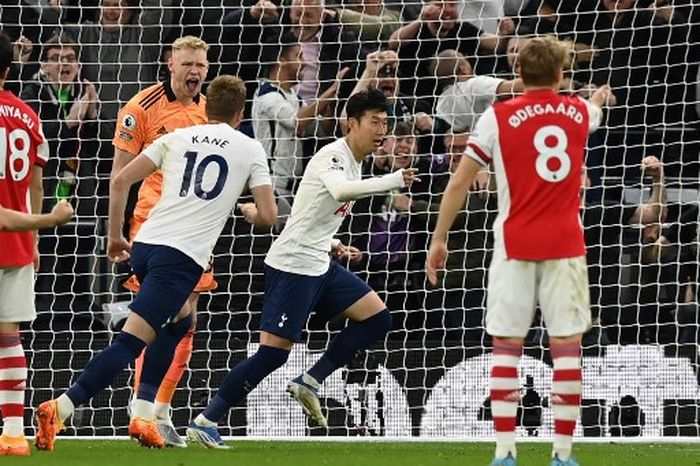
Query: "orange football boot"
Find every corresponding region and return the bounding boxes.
[34,400,64,451]
[0,434,30,456]
[129,417,165,449]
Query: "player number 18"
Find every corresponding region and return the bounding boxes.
[0,128,31,181]
[534,125,571,183]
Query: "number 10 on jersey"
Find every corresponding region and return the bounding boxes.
[179,151,229,200]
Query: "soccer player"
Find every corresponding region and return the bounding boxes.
[111,35,211,446]
[186,88,419,448]
[34,75,277,450]
[426,36,612,466]
[0,32,73,457]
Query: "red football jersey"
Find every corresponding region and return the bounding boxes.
[0,90,49,267]
[465,89,601,260]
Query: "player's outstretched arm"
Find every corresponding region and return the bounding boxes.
[426,156,481,286]
[237,185,278,227]
[108,154,158,262]
[322,168,420,202]
[0,200,73,232]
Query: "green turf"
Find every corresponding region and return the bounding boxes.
[10,441,700,466]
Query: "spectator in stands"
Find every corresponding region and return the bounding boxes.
[20,34,99,210]
[583,156,668,344]
[516,0,601,70]
[592,0,691,126]
[60,0,174,121]
[4,35,33,95]
[418,130,497,342]
[342,123,424,331]
[325,0,403,48]
[431,49,523,131]
[458,0,532,35]
[636,203,699,343]
[340,50,433,137]
[287,0,365,107]
[252,35,348,204]
[387,0,506,101]
[421,130,491,201]
[222,0,364,151]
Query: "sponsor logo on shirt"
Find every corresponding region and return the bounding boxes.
[334,201,354,217]
[118,131,133,141]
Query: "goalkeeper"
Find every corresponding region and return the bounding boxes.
[110,36,211,447]
[35,75,276,451]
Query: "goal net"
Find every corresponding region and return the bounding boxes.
[4,0,699,439]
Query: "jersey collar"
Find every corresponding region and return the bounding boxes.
[164,79,201,104]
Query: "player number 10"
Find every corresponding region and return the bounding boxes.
[179,151,229,200]
[0,128,31,181]
[534,125,571,183]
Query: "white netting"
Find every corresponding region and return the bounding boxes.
[3,0,699,439]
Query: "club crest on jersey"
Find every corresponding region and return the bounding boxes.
[328,155,344,171]
[121,113,137,131]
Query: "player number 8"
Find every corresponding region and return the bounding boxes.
[534,125,570,183]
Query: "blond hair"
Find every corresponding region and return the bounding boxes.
[205,75,246,122]
[172,35,209,53]
[518,36,572,87]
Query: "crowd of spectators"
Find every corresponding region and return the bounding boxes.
[1,0,699,346]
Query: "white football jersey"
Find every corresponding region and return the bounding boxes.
[266,137,404,276]
[135,123,272,268]
[265,139,359,275]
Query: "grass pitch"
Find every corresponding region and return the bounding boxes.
[9,440,700,466]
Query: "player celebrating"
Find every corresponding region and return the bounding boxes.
[0,32,73,457]
[426,36,612,466]
[34,75,277,450]
[111,35,211,447]
[186,88,419,448]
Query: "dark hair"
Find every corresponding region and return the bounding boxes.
[261,33,300,77]
[346,88,388,121]
[0,32,13,76]
[42,34,79,61]
[206,75,247,121]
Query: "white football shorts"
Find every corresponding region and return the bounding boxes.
[485,250,591,338]
[0,264,36,323]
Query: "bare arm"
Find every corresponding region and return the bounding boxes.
[108,154,158,240]
[29,166,44,218]
[0,201,73,232]
[111,147,138,181]
[495,79,524,100]
[339,51,397,133]
[296,68,350,136]
[29,165,44,257]
[388,19,422,50]
[629,156,667,225]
